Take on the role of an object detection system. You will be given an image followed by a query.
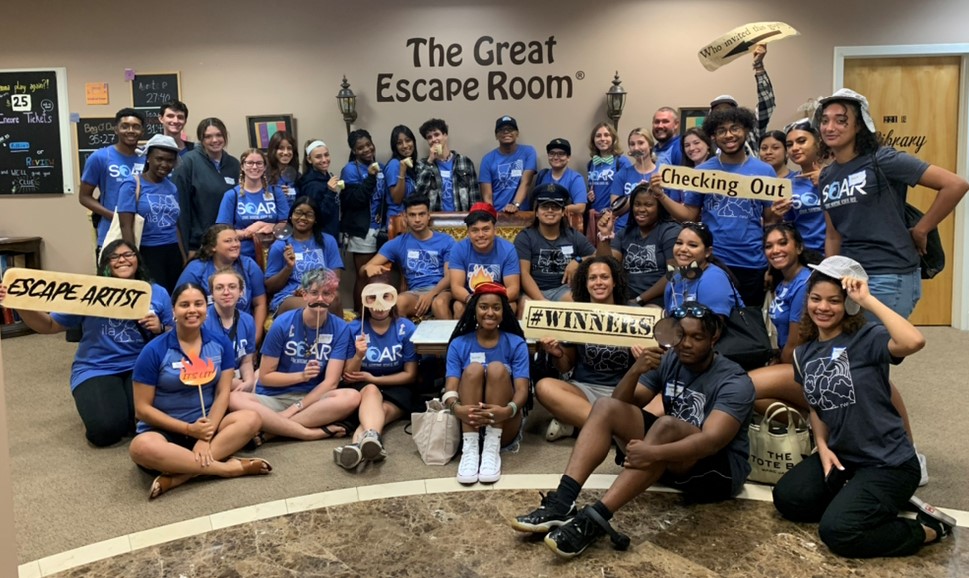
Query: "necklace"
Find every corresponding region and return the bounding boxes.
[716,152,751,170]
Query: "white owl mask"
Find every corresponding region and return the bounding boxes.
[362,283,398,312]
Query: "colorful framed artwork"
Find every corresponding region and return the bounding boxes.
[246,114,295,150]
[679,107,708,133]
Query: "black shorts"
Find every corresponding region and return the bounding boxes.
[641,410,735,502]
[136,429,200,475]
[341,382,418,415]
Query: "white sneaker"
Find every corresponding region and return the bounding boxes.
[478,428,502,483]
[457,442,480,484]
[918,452,929,487]
[546,419,575,442]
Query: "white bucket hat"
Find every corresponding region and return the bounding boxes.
[808,255,870,315]
[813,88,877,133]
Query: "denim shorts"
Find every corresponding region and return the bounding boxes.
[866,269,922,321]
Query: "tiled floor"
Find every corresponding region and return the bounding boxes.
[23,476,966,578]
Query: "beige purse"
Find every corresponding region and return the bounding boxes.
[101,175,145,256]
[411,398,460,466]
[747,401,813,485]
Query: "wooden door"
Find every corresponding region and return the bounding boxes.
[844,56,961,325]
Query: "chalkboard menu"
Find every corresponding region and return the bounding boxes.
[131,72,180,138]
[75,117,116,176]
[0,68,73,194]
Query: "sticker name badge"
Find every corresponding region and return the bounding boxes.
[171,361,184,369]
[317,333,333,344]
[263,191,274,201]
[511,169,523,178]
[407,250,420,260]
[470,352,486,364]
[561,246,574,256]
[439,170,452,179]
[831,346,846,361]
[224,176,236,185]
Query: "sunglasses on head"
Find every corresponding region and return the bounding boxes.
[682,221,708,232]
[784,118,813,134]
[670,305,712,319]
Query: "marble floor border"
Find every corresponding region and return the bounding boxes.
[18,476,969,578]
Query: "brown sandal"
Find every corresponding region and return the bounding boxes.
[236,457,273,476]
[149,474,175,500]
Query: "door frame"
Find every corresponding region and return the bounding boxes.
[834,44,969,330]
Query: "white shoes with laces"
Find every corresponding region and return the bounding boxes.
[478,427,503,483]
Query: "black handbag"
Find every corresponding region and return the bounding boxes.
[715,283,773,371]
[904,203,945,279]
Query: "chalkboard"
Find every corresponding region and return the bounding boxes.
[0,68,73,194]
[131,72,180,138]
[75,117,116,176]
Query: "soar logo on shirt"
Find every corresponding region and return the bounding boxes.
[494,160,524,191]
[406,249,441,276]
[107,163,144,179]
[802,352,856,410]
[623,242,657,274]
[536,248,568,274]
[365,344,403,365]
[238,200,277,217]
[588,166,616,186]
[665,380,707,427]
[822,170,867,207]
[705,195,760,218]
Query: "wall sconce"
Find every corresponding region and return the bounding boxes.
[337,75,357,137]
[605,71,627,133]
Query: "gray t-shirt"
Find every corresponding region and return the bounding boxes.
[819,147,928,275]
[514,227,595,291]
[639,353,755,494]
[571,343,633,387]
[611,220,680,304]
[793,323,914,468]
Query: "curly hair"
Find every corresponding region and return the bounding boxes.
[816,99,880,158]
[449,292,523,341]
[570,255,627,305]
[702,107,756,139]
[797,272,866,342]
[97,239,152,282]
[196,224,234,262]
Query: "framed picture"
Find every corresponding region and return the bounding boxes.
[679,107,708,134]
[246,114,295,149]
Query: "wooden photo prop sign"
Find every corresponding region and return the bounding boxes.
[1,268,151,319]
[698,22,799,72]
[658,164,789,201]
[521,300,661,348]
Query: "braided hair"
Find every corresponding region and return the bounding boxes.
[449,291,523,341]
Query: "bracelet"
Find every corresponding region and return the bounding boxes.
[294,399,303,410]
[597,232,615,242]
[506,401,519,418]
[441,391,460,404]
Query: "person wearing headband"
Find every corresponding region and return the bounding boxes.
[773,255,955,558]
[448,202,521,317]
[444,282,529,485]
[229,268,359,443]
[297,139,341,241]
[510,300,755,560]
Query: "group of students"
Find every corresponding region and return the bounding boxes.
[6,60,968,562]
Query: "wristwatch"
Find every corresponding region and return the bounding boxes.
[635,295,645,305]
[513,201,521,209]
[574,255,583,263]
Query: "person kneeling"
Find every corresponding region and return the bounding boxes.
[509,302,755,558]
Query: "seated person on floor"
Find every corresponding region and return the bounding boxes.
[664,222,741,317]
[264,196,344,317]
[333,283,419,470]
[514,183,594,305]
[0,239,172,447]
[228,268,360,442]
[448,202,521,317]
[443,282,530,485]
[361,195,455,319]
[535,256,637,442]
[772,256,955,557]
[129,282,270,500]
[203,268,257,393]
[510,302,755,560]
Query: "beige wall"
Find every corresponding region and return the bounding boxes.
[1,0,967,272]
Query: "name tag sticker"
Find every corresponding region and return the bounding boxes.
[263,192,274,201]
[470,352,486,364]
[171,362,184,369]
[439,170,451,179]
[224,176,236,185]
[132,163,145,174]
[511,169,523,177]
[294,252,304,262]
[561,246,574,256]
[407,250,420,259]
[831,347,846,361]
[318,333,333,344]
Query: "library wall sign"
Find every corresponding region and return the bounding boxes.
[376,35,582,103]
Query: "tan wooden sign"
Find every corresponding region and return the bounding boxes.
[698,22,799,72]
[658,164,789,201]
[521,300,661,348]
[1,268,152,320]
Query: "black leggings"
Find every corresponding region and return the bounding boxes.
[140,242,183,295]
[71,371,136,447]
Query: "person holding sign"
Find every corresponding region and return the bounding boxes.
[664,222,741,317]
[510,302,754,559]
[444,282,529,484]
[267,131,300,205]
[203,269,256,393]
[333,283,418,469]
[118,134,184,294]
[596,184,680,306]
[265,197,344,317]
[78,108,146,254]
[514,184,594,305]
[772,257,955,557]
[606,128,660,230]
[0,240,172,447]
[215,148,290,260]
[534,256,637,443]
[680,107,778,307]
[129,282,270,500]
[229,268,359,442]
[448,202,521,317]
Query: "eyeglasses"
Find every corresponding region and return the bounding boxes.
[243,161,265,167]
[714,125,746,138]
[292,210,315,220]
[670,305,712,320]
[547,152,568,158]
[497,127,517,134]
[537,202,564,211]
[108,251,137,262]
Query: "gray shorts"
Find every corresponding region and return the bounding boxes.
[345,228,378,253]
[570,380,615,404]
[404,286,437,297]
[252,391,304,412]
[541,284,572,301]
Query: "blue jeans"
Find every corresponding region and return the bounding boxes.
[866,269,922,321]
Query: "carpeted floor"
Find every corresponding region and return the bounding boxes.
[4,327,968,564]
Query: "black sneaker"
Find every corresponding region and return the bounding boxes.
[544,508,605,558]
[910,496,955,543]
[509,492,576,533]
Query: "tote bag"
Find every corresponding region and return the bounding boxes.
[411,398,460,466]
[102,175,144,256]
[747,401,813,484]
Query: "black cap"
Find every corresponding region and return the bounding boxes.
[495,115,518,132]
[545,138,571,156]
[532,183,569,207]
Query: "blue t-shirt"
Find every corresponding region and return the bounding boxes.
[683,157,774,269]
[664,264,741,316]
[133,328,235,434]
[341,162,388,229]
[607,165,657,229]
[654,135,684,168]
[446,332,530,381]
[265,234,344,311]
[383,159,415,217]
[346,317,418,376]
[448,237,521,292]
[785,172,826,254]
[479,145,538,209]
[202,306,256,368]
[51,283,173,391]
[215,185,290,259]
[529,168,586,210]
[81,146,145,246]
[587,156,633,213]
[116,176,180,247]
[438,157,456,211]
[258,308,352,396]
[378,231,454,291]
[176,256,266,315]
[769,267,810,349]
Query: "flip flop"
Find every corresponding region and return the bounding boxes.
[149,474,174,500]
[320,423,348,439]
[243,432,267,452]
[236,457,273,476]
